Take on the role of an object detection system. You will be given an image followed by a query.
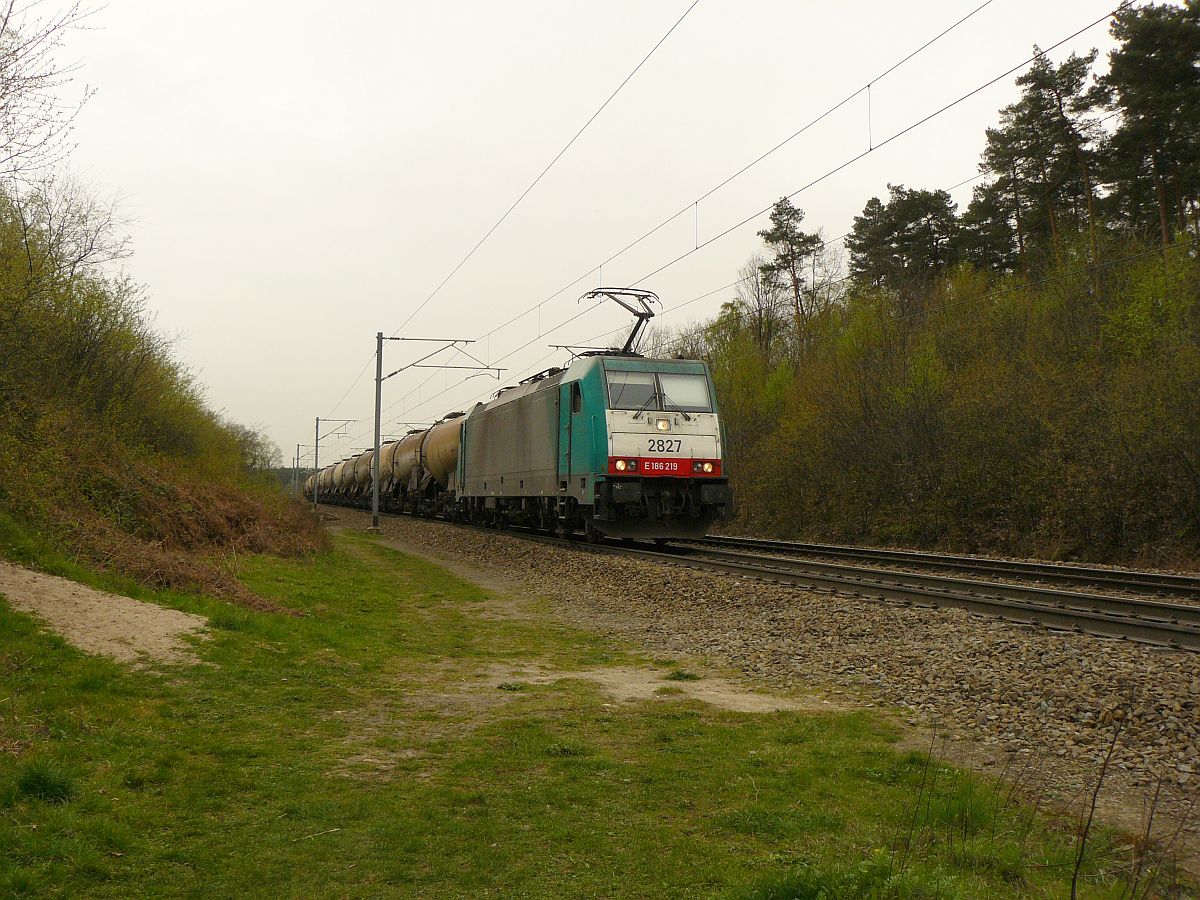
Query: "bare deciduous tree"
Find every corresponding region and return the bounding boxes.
[0,1,94,182]
[733,254,786,359]
[12,174,130,282]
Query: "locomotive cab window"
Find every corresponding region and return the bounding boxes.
[570,382,582,414]
[607,371,656,410]
[605,369,712,413]
[658,373,711,413]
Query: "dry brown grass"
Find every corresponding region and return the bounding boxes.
[2,432,326,613]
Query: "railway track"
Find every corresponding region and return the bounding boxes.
[611,541,1200,653]
[328,501,1200,652]
[461,522,1200,652]
[689,535,1200,599]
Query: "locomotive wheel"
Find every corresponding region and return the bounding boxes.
[584,524,603,545]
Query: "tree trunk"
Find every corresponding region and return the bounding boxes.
[1074,147,1099,259]
[1151,150,1172,247]
[787,260,806,341]
[1170,162,1188,234]
[1010,161,1027,277]
[1038,159,1062,264]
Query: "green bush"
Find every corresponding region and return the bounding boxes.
[683,241,1200,564]
[0,182,324,596]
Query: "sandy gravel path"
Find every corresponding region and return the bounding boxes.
[0,561,207,665]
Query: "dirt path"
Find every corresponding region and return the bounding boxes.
[337,524,839,718]
[484,663,842,713]
[0,561,208,665]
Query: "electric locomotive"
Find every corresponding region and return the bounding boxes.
[307,289,733,541]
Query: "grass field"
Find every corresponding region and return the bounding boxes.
[0,525,1148,897]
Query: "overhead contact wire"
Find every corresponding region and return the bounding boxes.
[330,1,1115,451]
[629,2,1132,287]
[462,0,1003,354]
[318,1,702,432]
[348,0,1006,437]
[391,0,703,338]
[327,0,1002,441]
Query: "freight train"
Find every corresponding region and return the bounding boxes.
[305,289,733,541]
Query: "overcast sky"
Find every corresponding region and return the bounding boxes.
[61,0,1122,465]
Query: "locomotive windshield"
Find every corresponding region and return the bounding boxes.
[658,372,711,413]
[607,371,657,410]
[606,370,712,413]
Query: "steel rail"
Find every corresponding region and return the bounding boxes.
[664,546,1200,627]
[316,497,1200,651]
[585,542,1200,653]
[690,535,1200,598]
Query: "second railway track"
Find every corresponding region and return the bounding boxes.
[338,503,1200,652]
[688,534,1200,599]
[592,540,1200,653]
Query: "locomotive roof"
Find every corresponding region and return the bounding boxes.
[477,368,566,411]
[598,355,708,375]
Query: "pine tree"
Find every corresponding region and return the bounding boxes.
[1014,49,1104,257]
[959,181,1019,274]
[975,125,1031,275]
[845,196,891,287]
[1098,1,1200,243]
[757,198,823,338]
[845,185,959,291]
[980,48,1103,268]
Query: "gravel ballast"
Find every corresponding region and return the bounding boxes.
[335,508,1199,861]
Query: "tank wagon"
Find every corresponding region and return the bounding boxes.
[306,290,733,540]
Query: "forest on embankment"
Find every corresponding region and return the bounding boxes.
[0,7,321,600]
[663,2,1200,564]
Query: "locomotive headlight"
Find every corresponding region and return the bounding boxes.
[702,461,714,473]
[654,417,671,432]
[615,459,627,471]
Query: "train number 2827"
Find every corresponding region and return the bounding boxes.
[647,438,682,453]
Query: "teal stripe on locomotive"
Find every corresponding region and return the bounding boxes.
[459,356,607,504]
[557,357,611,500]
